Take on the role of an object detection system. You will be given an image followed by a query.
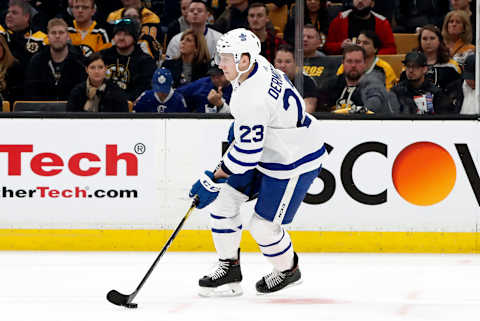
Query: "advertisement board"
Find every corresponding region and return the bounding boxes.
[0,118,478,252]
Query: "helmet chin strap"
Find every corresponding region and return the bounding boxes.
[230,57,256,90]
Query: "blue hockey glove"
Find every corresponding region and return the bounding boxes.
[189,171,226,209]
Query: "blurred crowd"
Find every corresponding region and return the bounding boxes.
[0,0,476,115]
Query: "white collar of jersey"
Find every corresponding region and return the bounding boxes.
[366,56,378,74]
[154,88,174,103]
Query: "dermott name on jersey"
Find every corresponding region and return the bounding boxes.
[268,65,283,100]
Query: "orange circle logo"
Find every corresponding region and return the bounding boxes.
[392,142,456,206]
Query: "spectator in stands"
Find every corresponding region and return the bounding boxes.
[391,51,453,114]
[212,0,249,34]
[442,10,475,68]
[162,29,210,88]
[177,59,232,113]
[208,0,228,20]
[68,0,110,57]
[446,54,477,114]
[122,7,162,63]
[284,0,329,46]
[0,34,23,103]
[450,0,475,40]
[248,3,285,64]
[107,0,160,39]
[337,30,397,90]
[0,1,47,69]
[166,0,191,46]
[56,0,75,26]
[303,24,326,58]
[394,0,449,33]
[67,52,129,112]
[324,0,396,55]
[327,45,392,113]
[166,0,222,59]
[274,44,318,113]
[134,67,188,112]
[100,19,156,101]
[25,18,86,101]
[400,25,461,91]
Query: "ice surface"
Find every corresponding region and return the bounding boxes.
[1,251,479,321]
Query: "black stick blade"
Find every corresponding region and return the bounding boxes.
[107,290,138,309]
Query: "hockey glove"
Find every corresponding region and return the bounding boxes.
[189,171,226,209]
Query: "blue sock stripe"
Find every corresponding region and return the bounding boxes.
[262,242,292,257]
[211,225,242,234]
[210,213,226,220]
[257,229,285,248]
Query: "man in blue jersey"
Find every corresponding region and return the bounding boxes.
[176,60,232,113]
[189,28,326,297]
[134,67,188,113]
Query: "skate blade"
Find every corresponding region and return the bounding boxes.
[256,278,303,295]
[199,282,243,297]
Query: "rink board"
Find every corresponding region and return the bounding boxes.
[0,118,478,252]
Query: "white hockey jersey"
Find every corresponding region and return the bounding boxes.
[222,56,326,179]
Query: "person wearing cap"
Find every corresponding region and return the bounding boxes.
[100,18,156,101]
[166,0,222,59]
[161,28,210,88]
[134,67,188,113]
[390,51,453,114]
[67,52,129,112]
[106,0,160,40]
[122,7,162,63]
[445,54,477,114]
[176,59,232,113]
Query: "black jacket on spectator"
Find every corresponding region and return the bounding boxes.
[2,61,25,103]
[0,27,46,68]
[326,72,393,113]
[445,79,468,114]
[66,79,129,112]
[161,58,209,88]
[25,45,87,101]
[390,79,453,114]
[212,6,249,34]
[399,62,461,94]
[395,0,449,33]
[100,45,156,101]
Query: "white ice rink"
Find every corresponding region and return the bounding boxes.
[1,251,479,321]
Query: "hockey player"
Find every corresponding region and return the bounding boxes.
[189,28,326,296]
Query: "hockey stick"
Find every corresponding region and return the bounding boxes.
[106,196,199,308]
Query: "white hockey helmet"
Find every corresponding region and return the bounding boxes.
[215,28,261,66]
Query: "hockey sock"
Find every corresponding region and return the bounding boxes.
[210,184,248,260]
[249,214,294,271]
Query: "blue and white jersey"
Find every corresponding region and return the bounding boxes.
[134,88,188,113]
[222,56,326,179]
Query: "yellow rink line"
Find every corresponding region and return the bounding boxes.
[0,229,479,253]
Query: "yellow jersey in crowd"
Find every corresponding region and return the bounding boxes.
[68,21,111,56]
[107,7,160,39]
